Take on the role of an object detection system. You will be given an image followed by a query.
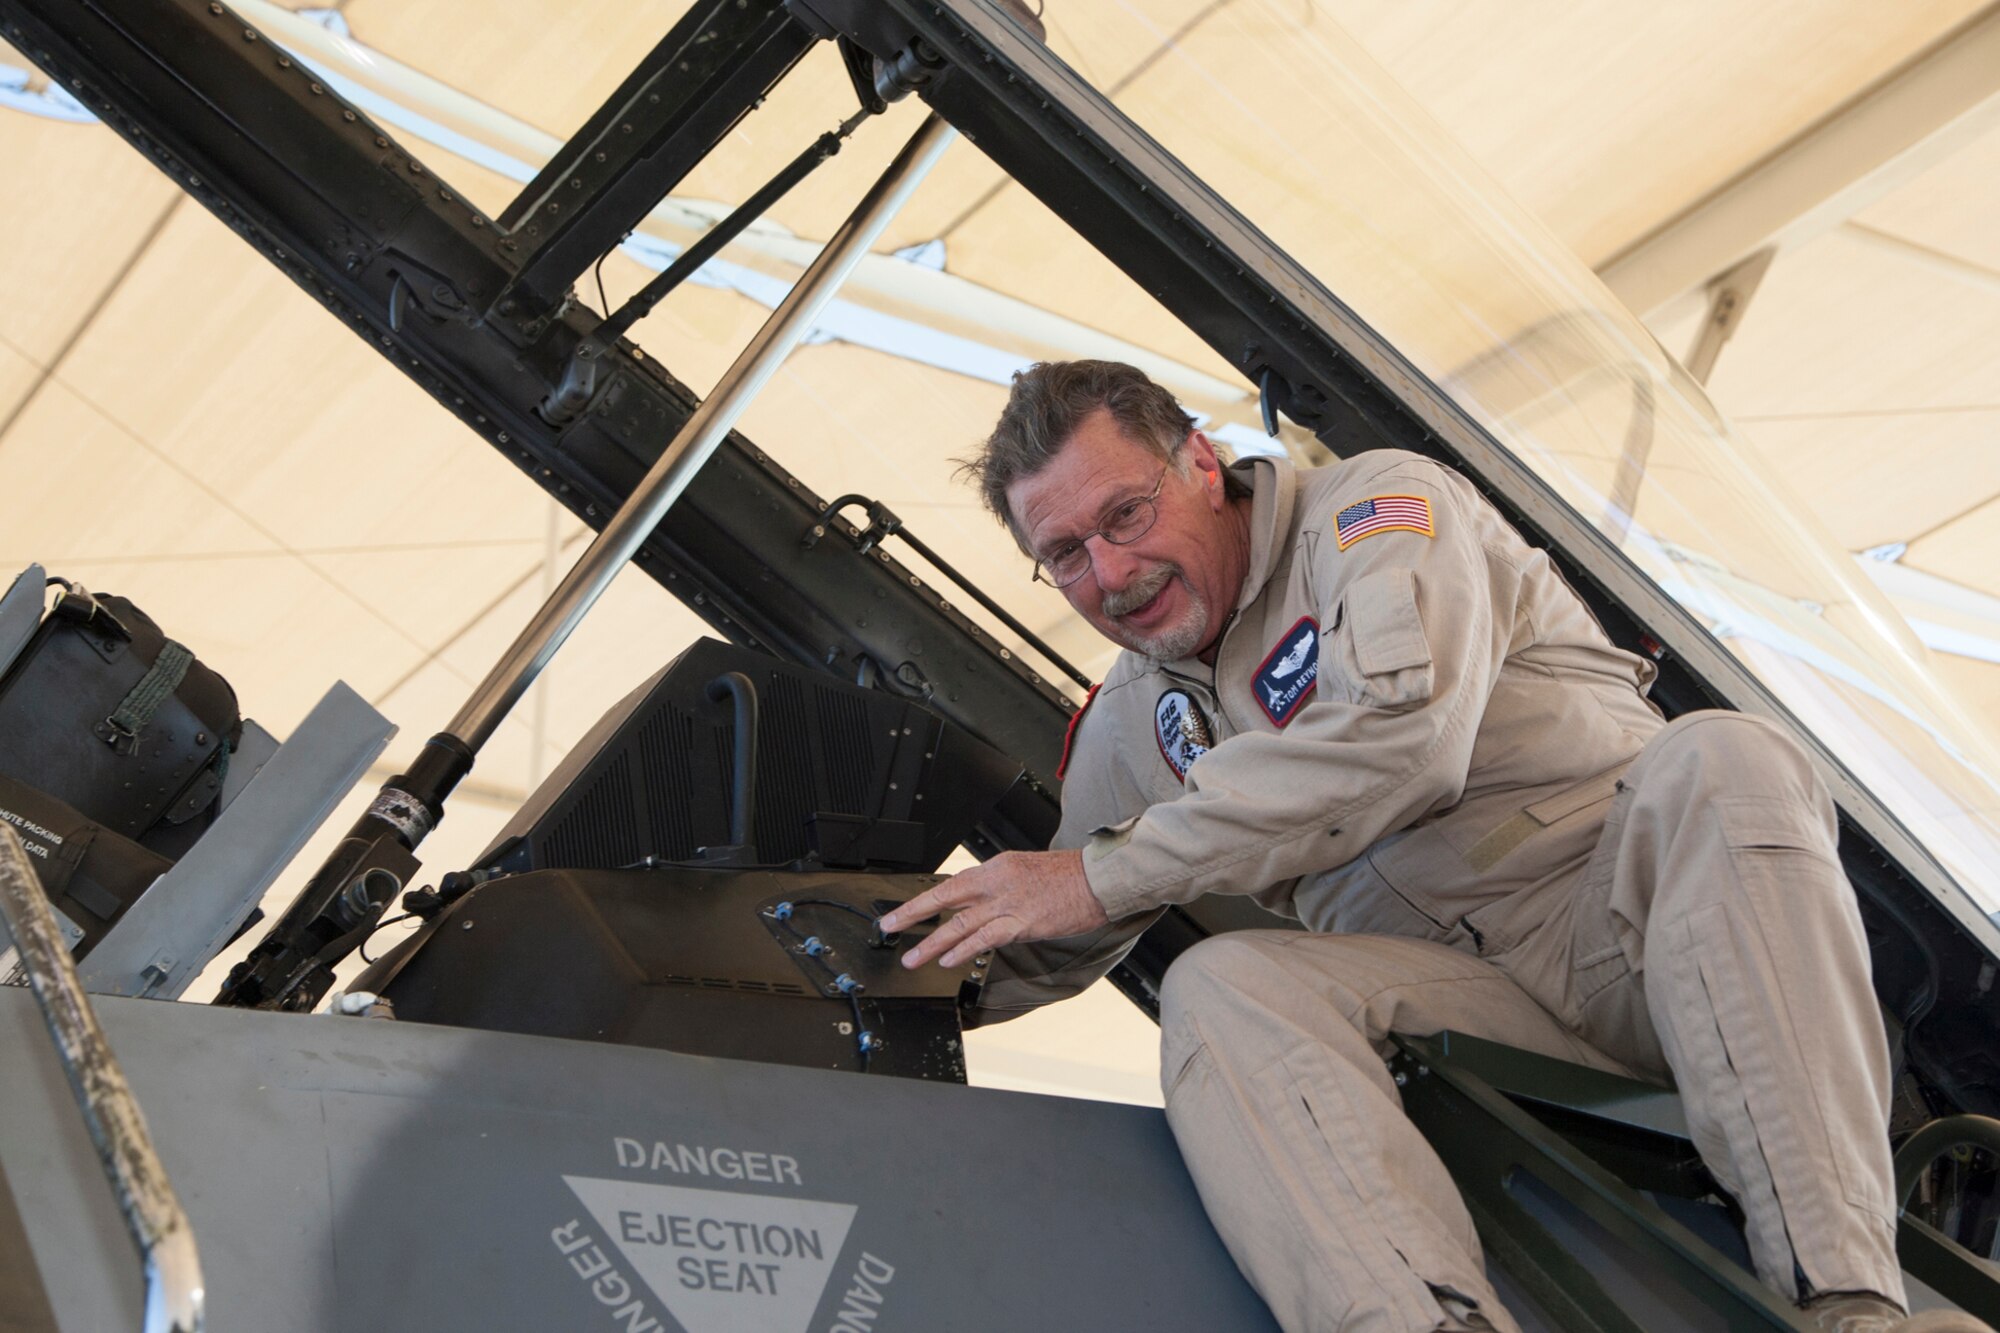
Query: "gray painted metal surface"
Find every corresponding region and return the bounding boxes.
[79,682,394,1000]
[0,989,1277,1332]
[212,718,277,815]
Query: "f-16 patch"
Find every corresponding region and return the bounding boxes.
[1254,616,1319,726]
[1335,494,1433,550]
[1155,689,1212,783]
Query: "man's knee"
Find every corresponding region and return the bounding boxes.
[1638,712,1826,814]
[1628,712,1853,921]
[1159,931,1298,1029]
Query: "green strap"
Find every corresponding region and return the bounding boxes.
[107,639,194,741]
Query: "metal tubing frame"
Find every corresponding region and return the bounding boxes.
[1895,1114,2000,1207]
[445,111,956,755]
[0,826,203,1333]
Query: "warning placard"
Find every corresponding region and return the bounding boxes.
[564,1175,857,1333]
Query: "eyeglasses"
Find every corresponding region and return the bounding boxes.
[1031,466,1170,587]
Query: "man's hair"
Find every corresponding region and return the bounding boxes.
[963,360,1197,547]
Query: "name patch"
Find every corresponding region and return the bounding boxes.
[1154,689,1212,783]
[1254,617,1319,726]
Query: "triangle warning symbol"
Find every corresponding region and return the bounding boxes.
[565,1175,857,1333]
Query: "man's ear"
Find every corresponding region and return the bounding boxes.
[1186,429,1226,508]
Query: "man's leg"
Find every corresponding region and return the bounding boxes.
[1160,930,1638,1333]
[1577,712,1904,1305]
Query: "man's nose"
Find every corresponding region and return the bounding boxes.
[1086,535,1145,589]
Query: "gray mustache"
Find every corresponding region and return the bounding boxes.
[1102,565,1178,617]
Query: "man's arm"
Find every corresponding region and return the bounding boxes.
[1084,463,1513,916]
[887,460,1515,966]
[894,676,1166,1010]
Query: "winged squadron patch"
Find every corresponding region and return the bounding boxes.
[1335,494,1434,550]
[1155,689,1212,783]
[1254,616,1319,726]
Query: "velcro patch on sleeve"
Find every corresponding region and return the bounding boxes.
[1334,494,1434,550]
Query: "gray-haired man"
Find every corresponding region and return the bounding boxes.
[880,361,1966,1333]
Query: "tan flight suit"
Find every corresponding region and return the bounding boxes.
[984,451,1904,1331]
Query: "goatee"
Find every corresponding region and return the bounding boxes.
[1104,564,1208,663]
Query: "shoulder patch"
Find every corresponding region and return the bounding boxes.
[1055,682,1100,780]
[1154,689,1212,784]
[1254,616,1319,726]
[1335,494,1433,550]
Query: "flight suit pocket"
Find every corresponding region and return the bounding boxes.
[1709,794,1890,1223]
[1335,568,1433,709]
[1715,795,1836,857]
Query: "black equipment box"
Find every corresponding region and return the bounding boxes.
[0,582,239,860]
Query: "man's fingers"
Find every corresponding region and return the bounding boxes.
[879,869,984,934]
[899,902,984,969]
[938,916,1014,969]
[878,886,947,934]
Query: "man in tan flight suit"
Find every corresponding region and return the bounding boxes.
[880,361,1971,1332]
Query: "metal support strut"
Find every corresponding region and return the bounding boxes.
[0,825,204,1333]
[215,111,957,1014]
[448,110,957,752]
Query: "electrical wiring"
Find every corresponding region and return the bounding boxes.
[760,899,886,1072]
[358,911,418,964]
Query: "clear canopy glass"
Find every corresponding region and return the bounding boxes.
[1081,0,2000,909]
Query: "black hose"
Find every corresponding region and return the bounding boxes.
[705,672,761,849]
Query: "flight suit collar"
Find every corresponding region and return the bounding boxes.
[1233,453,1297,614]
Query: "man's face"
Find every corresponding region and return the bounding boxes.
[1007,408,1239,663]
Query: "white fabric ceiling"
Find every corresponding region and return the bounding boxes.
[0,0,1995,1103]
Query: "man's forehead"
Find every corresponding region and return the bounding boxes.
[1008,413,1162,540]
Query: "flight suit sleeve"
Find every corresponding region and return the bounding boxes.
[971,685,1166,1023]
[1081,464,1518,920]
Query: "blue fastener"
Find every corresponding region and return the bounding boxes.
[773,902,794,921]
[801,936,827,957]
[833,973,863,994]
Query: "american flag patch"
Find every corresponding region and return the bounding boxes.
[1334,494,1434,550]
